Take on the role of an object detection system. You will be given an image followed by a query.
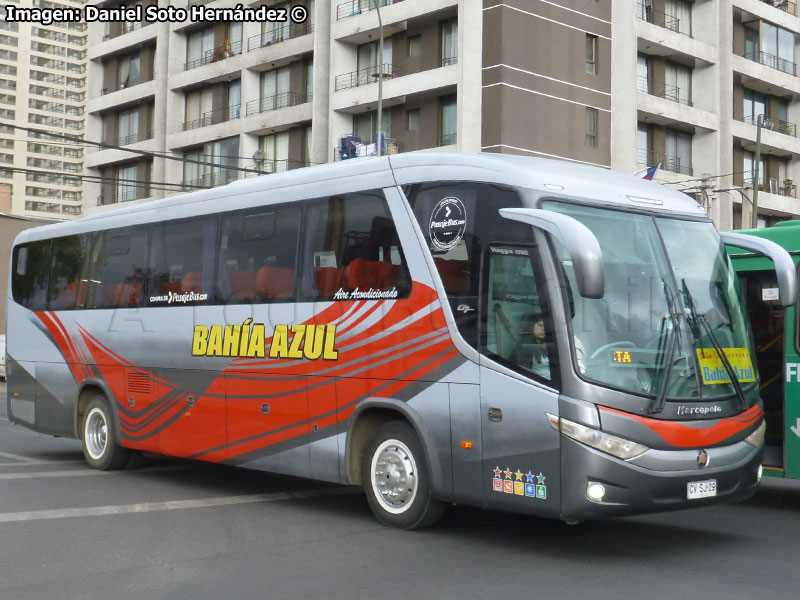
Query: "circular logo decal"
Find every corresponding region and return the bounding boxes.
[429,196,467,252]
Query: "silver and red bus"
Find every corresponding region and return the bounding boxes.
[6,153,794,528]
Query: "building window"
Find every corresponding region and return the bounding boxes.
[407,108,420,132]
[439,96,457,146]
[408,34,421,58]
[664,0,691,36]
[358,39,393,74]
[354,110,390,147]
[665,61,691,105]
[665,129,692,174]
[258,67,291,112]
[441,19,458,66]
[259,131,290,173]
[586,34,597,75]
[585,108,598,147]
[118,107,139,145]
[116,164,138,202]
[746,21,796,74]
[183,137,239,188]
[118,53,141,89]
[744,151,766,188]
[637,123,650,165]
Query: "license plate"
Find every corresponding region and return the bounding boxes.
[687,479,717,500]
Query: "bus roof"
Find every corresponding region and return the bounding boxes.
[13,152,707,245]
[728,222,800,255]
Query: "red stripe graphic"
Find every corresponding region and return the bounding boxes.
[38,283,460,463]
[599,404,763,448]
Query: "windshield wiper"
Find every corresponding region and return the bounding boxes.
[682,279,748,411]
[650,278,681,415]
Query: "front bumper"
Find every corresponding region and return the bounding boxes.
[560,436,763,521]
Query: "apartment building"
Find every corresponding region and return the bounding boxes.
[0,0,88,219]
[84,0,800,230]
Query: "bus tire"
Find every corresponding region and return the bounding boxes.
[363,421,445,530]
[82,395,129,470]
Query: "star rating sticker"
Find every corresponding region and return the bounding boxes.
[515,470,524,481]
[536,472,546,485]
[504,468,512,479]
[493,466,501,478]
[526,471,534,483]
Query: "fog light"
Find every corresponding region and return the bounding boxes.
[757,464,763,483]
[586,482,606,503]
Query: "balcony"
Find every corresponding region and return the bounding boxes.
[184,40,243,71]
[102,75,142,95]
[245,91,311,116]
[103,21,142,42]
[334,134,400,160]
[183,171,239,191]
[118,130,153,146]
[636,75,692,106]
[336,0,399,21]
[250,158,313,174]
[743,114,797,137]
[747,177,797,198]
[638,149,692,175]
[247,22,312,51]
[441,56,458,67]
[183,105,241,131]
[760,0,796,16]
[438,132,457,146]
[635,2,691,37]
[335,64,405,91]
[744,50,796,76]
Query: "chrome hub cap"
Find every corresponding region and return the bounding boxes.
[371,439,418,514]
[85,408,108,460]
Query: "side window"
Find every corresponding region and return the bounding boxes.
[48,234,89,310]
[481,244,559,386]
[86,227,148,309]
[407,182,533,347]
[216,205,300,304]
[12,240,51,311]
[148,217,218,305]
[301,191,411,301]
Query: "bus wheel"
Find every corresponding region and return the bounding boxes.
[82,396,129,470]
[363,421,445,529]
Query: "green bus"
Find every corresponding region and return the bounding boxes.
[729,222,800,480]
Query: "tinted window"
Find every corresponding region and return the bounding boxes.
[301,191,410,301]
[12,240,51,310]
[148,217,217,305]
[48,234,89,310]
[85,227,148,309]
[407,182,532,346]
[217,205,300,304]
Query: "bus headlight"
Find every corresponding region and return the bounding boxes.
[744,421,766,448]
[560,418,649,460]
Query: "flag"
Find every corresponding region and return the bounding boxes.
[643,164,660,180]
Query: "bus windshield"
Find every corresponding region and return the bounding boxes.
[543,201,756,402]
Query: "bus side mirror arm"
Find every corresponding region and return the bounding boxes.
[499,208,605,299]
[721,231,798,307]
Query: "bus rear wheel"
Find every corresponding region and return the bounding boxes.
[363,421,445,529]
[82,395,129,470]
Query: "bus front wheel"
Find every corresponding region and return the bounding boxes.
[363,421,445,529]
[82,396,129,470]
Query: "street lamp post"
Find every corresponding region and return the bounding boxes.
[751,114,763,228]
[375,0,384,157]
